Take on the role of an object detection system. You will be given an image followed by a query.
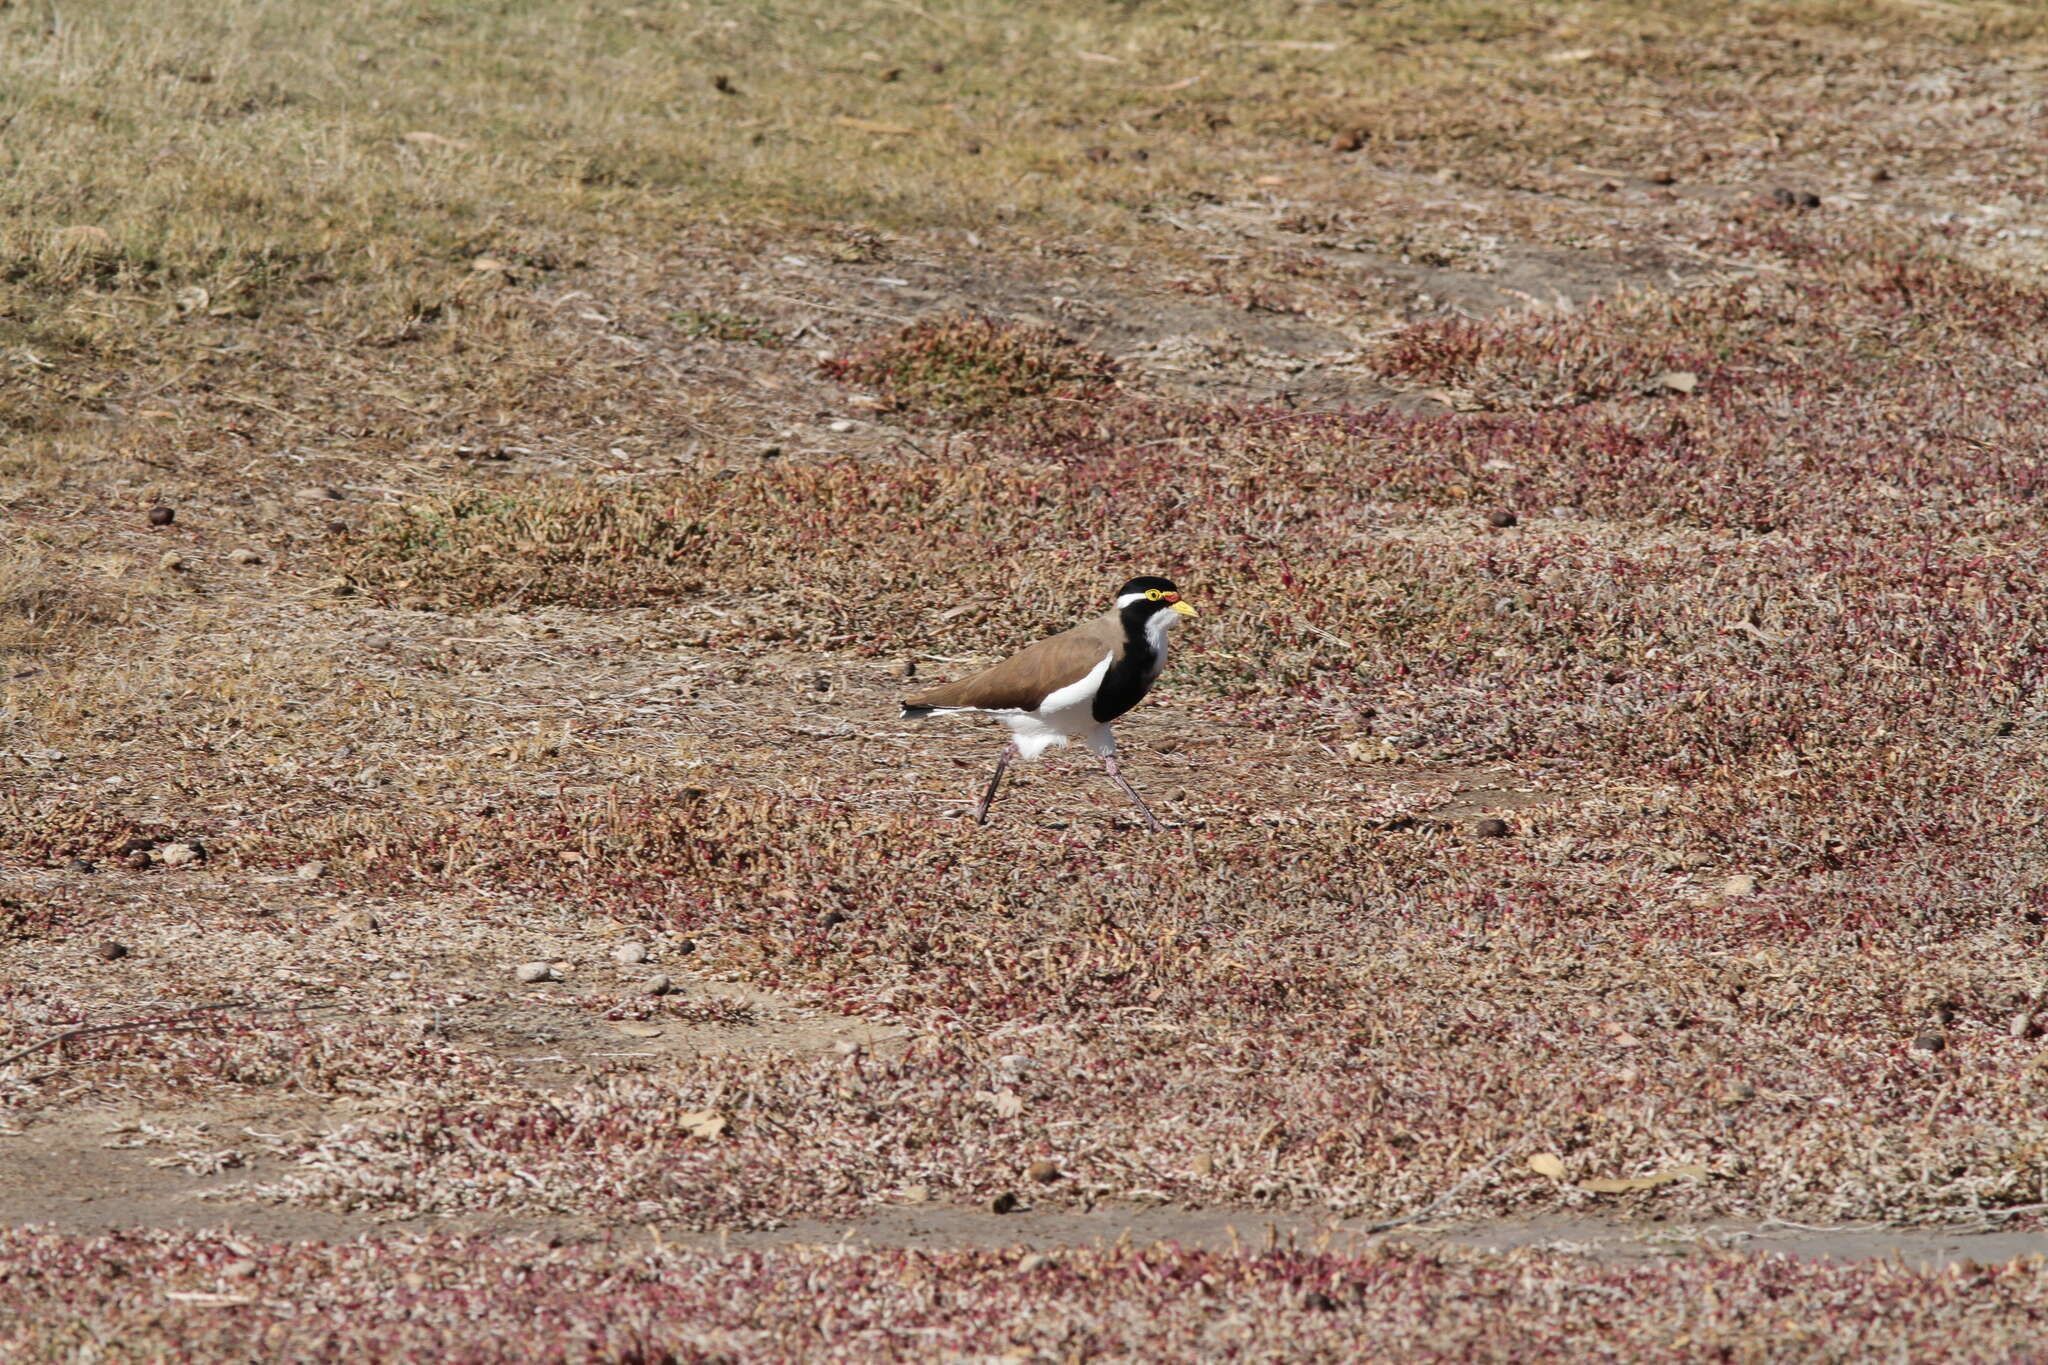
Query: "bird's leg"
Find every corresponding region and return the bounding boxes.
[974,744,1015,825]
[1102,753,1164,833]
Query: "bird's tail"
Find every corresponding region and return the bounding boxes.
[900,704,937,720]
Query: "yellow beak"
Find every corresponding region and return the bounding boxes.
[1170,600,1198,618]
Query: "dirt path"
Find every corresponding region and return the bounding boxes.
[6,1116,2040,1269]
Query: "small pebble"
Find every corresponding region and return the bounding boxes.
[96,940,130,961]
[1328,128,1365,153]
[828,419,856,433]
[325,520,349,536]
[158,842,201,867]
[820,910,848,929]
[115,837,156,855]
[1027,1159,1061,1184]
[898,659,918,679]
[1486,509,1518,528]
[1912,1031,1946,1052]
[1931,1000,1957,1025]
[1017,1253,1048,1274]
[642,975,674,996]
[1721,874,1758,899]
[514,962,556,984]
[296,861,326,880]
[124,852,153,871]
[2011,1011,2037,1040]
[67,857,96,874]
[147,506,176,526]
[229,548,262,565]
[615,942,650,965]
[675,938,697,955]
[1475,817,1511,838]
[159,551,186,572]
[989,1191,1019,1215]
[1304,1291,1340,1313]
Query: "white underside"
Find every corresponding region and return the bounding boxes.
[918,653,1116,761]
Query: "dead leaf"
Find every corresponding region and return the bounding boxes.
[401,130,469,149]
[470,256,511,273]
[1578,1163,1707,1194]
[611,1021,663,1038]
[832,116,917,136]
[994,1088,1024,1118]
[1254,175,1286,187]
[1528,1152,1566,1179]
[677,1109,727,1139]
[1074,50,1126,64]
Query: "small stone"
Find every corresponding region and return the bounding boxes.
[319,576,356,598]
[514,962,556,984]
[147,505,175,526]
[1721,874,1758,899]
[1912,1031,1947,1052]
[67,857,95,874]
[1486,509,1518,528]
[95,940,129,961]
[989,1191,1019,1215]
[2011,1011,2038,1040]
[642,975,674,996]
[229,548,262,565]
[1475,817,1510,839]
[1304,1291,1340,1313]
[760,445,783,459]
[325,520,349,536]
[828,419,856,433]
[1721,1081,1756,1102]
[898,659,918,679]
[675,938,697,955]
[1646,168,1677,185]
[1603,668,1628,685]
[820,910,848,929]
[158,551,186,572]
[124,852,153,871]
[1191,1152,1215,1177]
[295,861,326,880]
[115,838,156,856]
[1328,128,1364,153]
[303,485,344,501]
[1027,1159,1061,1184]
[1931,1000,1956,1025]
[158,842,201,867]
[614,942,650,965]
[1083,145,1111,163]
[1017,1253,1048,1274]
[1657,370,1699,394]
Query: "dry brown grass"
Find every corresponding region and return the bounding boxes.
[6,0,2048,1354]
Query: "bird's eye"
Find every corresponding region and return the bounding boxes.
[1146,589,1163,601]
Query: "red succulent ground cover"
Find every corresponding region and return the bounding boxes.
[4,1228,2046,1363]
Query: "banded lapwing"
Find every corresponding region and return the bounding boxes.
[901,577,1197,830]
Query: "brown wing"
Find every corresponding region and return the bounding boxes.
[904,613,1124,712]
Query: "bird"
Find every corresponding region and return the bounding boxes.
[900,576,1197,830]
